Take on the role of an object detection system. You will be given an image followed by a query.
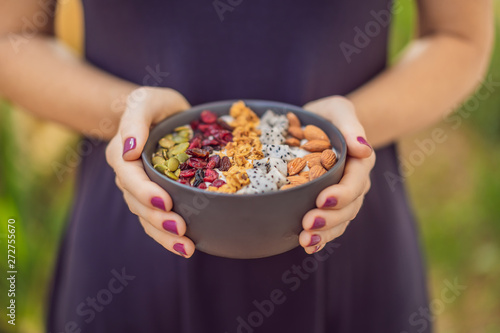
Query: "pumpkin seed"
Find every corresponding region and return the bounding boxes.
[176,152,189,163]
[166,171,178,180]
[174,126,191,132]
[174,169,181,177]
[162,149,169,160]
[154,164,168,173]
[167,157,180,171]
[170,142,189,155]
[159,138,175,149]
[152,156,166,166]
[173,135,188,143]
[178,130,191,138]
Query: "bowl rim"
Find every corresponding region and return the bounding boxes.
[141,99,347,197]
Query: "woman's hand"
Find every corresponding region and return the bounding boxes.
[300,96,376,254]
[106,87,196,257]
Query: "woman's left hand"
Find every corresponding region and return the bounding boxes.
[300,96,376,254]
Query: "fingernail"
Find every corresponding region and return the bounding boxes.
[151,197,166,211]
[173,243,187,256]
[311,217,326,230]
[357,136,372,150]
[322,197,337,208]
[314,245,321,253]
[123,137,136,156]
[308,234,321,247]
[162,220,178,235]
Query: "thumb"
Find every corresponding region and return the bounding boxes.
[121,88,152,161]
[304,96,372,159]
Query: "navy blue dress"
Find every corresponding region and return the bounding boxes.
[48,1,430,332]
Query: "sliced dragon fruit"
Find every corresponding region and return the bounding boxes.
[260,127,285,145]
[267,157,288,176]
[266,167,289,187]
[253,157,287,176]
[262,144,296,162]
[259,110,288,136]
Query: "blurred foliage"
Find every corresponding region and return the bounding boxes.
[0,0,499,332]
[391,1,500,332]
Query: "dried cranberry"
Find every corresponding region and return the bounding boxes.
[179,169,196,178]
[190,119,200,130]
[186,148,210,159]
[207,155,221,169]
[219,156,231,171]
[204,169,218,182]
[202,139,219,146]
[177,178,191,186]
[220,131,233,143]
[198,123,221,133]
[211,179,226,188]
[188,158,207,169]
[188,137,202,149]
[201,146,214,154]
[200,110,217,124]
[198,183,208,189]
[179,162,190,170]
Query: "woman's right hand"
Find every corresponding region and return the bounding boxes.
[106,87,195,257]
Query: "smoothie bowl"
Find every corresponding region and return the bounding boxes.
[142,100,346,259]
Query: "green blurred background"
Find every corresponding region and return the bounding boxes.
[1,1,499,332]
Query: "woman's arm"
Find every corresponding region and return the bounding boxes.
[0,0,137,139]
[348,0,493,148]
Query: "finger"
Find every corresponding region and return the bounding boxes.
[138,217,195,258]
[120,88,153,160]
[123,191,187,236]
[118,160,174,211]
[303,193,364,233]
[107,131,174,212]
[106,139,173,215]
[299,221,350,250]
[304,243,325,255]
[315,156,374,210]
[304,96,372,159]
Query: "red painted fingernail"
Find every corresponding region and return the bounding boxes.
[123,137,136,156]
[151,197,166,211]
[308,234,321,247]
[322,197,337,208]
[162,220,178,235]
[173,243,187,256]
[357,136,372,150]
[311,217,326,230]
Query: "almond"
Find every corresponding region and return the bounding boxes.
[321,149,337,170]
[286,112,301,128]
[287,157,307,176]
[303,152,322,168]
[301,140,331,152]
[287,175,309,186]
[299,171,309,178]
[304,125,330,143]
[281,184,299,190]
[285,137,301,147]
[309,165,327,181]
[288,126,304,140]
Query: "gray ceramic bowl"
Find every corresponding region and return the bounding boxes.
[142,100,346,259]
